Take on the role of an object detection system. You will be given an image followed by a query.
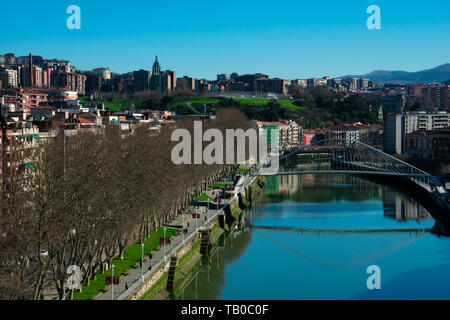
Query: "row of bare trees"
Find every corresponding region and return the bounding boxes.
[0,108,250,300]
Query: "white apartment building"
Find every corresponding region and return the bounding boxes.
[404,111,449,132]
[1,68,18,87]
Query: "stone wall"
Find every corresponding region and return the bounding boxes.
[126,177,266,300]
[127,216,220,300]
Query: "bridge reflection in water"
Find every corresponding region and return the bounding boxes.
[249,226,427,270]
[252,139,449,235]
[246,173,432,270]
[175,173,450,300]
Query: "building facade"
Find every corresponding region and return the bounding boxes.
[133,69,151,92]
[254,78,287,94]
[404,129,450,161]
[384,111,449,154]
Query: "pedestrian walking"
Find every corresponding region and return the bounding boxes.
[149,253,152,260]
[187,222,190,228]
[148,264,152,271]
[125,282,128,290]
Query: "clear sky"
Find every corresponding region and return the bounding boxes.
[1,0,449,80]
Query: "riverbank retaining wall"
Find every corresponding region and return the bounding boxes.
[127,176,266,300]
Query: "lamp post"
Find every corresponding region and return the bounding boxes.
[163,227,166,262]
[195,206,198,231]
[216,195,219,214]
[182,214,185,245]
[111,264,115,300]
[141,243,144,282]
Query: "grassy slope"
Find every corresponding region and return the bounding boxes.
[79,97,148,112]
[80,96,299,112]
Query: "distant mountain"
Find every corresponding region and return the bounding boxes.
[342,64,450,84]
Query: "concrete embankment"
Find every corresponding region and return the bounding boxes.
[129,175,266,300]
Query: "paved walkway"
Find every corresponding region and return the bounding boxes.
[96,200,226,300]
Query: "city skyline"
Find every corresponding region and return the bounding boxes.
[1,0,450,79]
[3,50,450,83]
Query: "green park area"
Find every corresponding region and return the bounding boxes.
[79,96,148,112]
[234,98,299,109]
[79,96,300,113]
[169,97,221,108]
[194,192,214,202]
[72,226,178,300]
[211,182,233,189]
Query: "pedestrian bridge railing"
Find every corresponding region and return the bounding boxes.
[252,139,435,193]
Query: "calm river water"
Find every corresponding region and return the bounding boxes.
[175,174,450,300]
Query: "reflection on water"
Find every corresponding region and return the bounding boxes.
[176,174,450,300]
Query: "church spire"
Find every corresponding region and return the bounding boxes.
[152,55,161,76]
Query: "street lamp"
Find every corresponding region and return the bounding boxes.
[141,243,144,282]
[163,227,166,262]
[111,264,115,300]
[195,206,198,231]
[182,214,185,245]
[217,196,220,214]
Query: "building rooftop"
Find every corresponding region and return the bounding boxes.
[406,129,450,136]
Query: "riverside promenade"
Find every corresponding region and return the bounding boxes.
[95,174,257,300]
[95,205,220,300]
[94,175,255,300]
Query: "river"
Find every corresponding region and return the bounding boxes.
[175,174,450,300]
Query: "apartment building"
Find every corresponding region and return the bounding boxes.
[353,123,384,146]
[133,69,151,92]
[0,68,18,87]
[407,84,450,109]
[254,78,287,94]
[177,76,196,91]
[302,129,325,145]
[51,71,86,95]
[1,89,48,108]
[384,111,449,154]
[404,129,450,161]
[325,125,360,145]
[253,120,301,150]
[92,68,111,80]
[307,78,328,87]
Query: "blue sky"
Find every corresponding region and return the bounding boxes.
[1,0,449,79]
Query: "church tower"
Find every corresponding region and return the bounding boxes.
[152,55,161,76]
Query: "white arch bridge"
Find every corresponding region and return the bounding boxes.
[249,138,450,234]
